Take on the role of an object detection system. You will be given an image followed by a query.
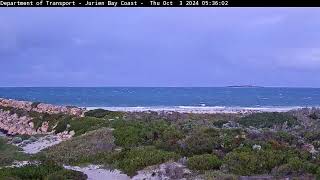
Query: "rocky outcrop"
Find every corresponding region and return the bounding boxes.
[0,110,35,135]
[0,109,55,135]
[0,98,85,116]
[0,98,86,135]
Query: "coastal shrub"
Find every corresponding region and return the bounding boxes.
[286,157,305,172]
[238,112,298,128]
[274,131,298,145]
[54,118,70,134]
[203,170,238,180]
[0,161,86,180]
[68,117,110,136]
[154,126,184,152]
[82,146,179,176]
[12,137,23,144]
[0,106,28,117]
[15,134,31,141]
[45,169,87,180]
[28,136,37,142]
[54,116,109,136]
[304,131,320,142]
[108,146,179,176]
[31,102,41,108]
[84,109,124,119]
[181,128,220,156]
[0,138,29,167]
[224,146,311,176]
[181,128,244,156]
[212,120,229,128]
[309,112,319,120]
[0,138,6,149]
[223,147,286,175]
[283,148,311,163]
[0,105,13,112]
[44,128,115,165]
[187,154,222,170]
[0,163,61,180]
[273,159,318,176]
[112,120,175,148]
[219,129,246,152]
[180,120,195,133]
[30,113,73,132]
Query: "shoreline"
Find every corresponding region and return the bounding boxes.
[85,106,311,114]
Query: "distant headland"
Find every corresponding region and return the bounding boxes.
[226,85,263,88]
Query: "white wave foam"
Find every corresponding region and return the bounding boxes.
[84,106,309,113]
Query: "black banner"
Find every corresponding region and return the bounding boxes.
[0,0,320,7]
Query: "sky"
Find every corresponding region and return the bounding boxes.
[0,8,320,87]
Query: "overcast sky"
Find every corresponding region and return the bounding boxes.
[0,8,319,87]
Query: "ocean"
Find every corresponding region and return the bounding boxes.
[0,87,319,111]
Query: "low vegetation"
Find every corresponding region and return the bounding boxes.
[111,119,184,149]
[68,117,110,136]
[187,154,221,170]
[94,146,179,176]
[238,112,298,128]
[2,107,320,179]
[0,138,29,167]
[43,128,115,165]
[0,161,87,180]
[84,109,124,119]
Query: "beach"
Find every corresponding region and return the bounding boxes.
[1,97,320,180]
[86,106,302,114]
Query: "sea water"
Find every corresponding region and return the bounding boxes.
[0,87,319,110]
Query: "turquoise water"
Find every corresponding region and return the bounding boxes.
[0,87,319,108]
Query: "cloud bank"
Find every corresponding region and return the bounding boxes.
[0,8,320,87]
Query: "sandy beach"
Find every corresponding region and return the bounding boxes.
[86,106,303,114]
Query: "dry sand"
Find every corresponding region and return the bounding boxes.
[18,135,62,154]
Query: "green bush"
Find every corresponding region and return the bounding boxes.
[54,118,70,134]
[112,120,179,148]
[55,117,109,136]
[309,113,319,120]
[154,126,184,151]
[223,147,286,175]
[84,109,123,119]
[0,138,29,167]
[45,169,87,180]
[0,161,60,179]
[316,167,320,179]
[0,106,28,117]
[69,117,109,136]
[12,137,23,144]
[212,120,230,128]
[273,159,318,176]
[75,139,182,176]
[187,154,221,170]
[304,131,320,142]
[273,131,298,145]
[224,146,312,176]
[181,129,219,156]
[84,146,179,176]
[239,112,298,128]
[30,113,73,132]
[0,161,86,180]
[31,102,41,108]
[203,170,238,180]
[44,128,115,165]
[109,146,179,176]
[14,134,31,141]
[181,128,244,156]
[219,129,246,152]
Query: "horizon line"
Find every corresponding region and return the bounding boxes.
[0,86,320,89]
